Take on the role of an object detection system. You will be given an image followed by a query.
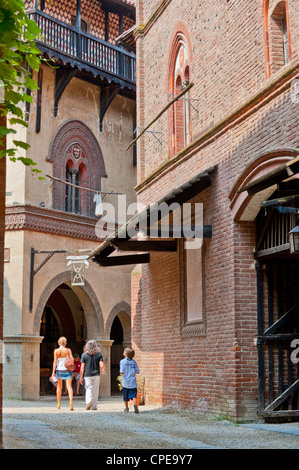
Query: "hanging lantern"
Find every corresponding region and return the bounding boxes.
[289,225,299,253]
[67,256,89,286]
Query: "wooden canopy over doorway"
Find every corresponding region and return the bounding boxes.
[238,152,299,196]
[88,165,216,267]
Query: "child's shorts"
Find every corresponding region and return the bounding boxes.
[123,387,137,402]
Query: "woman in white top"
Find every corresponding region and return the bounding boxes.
[51,336,74,410]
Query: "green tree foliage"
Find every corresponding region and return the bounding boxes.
[0,0,43,177]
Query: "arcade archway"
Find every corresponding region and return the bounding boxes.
[40,283,87,367]
[35,272,103,396]
[106,302,131,395]
[39,283,87,394]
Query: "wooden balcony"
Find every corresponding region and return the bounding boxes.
[28,9,136,89]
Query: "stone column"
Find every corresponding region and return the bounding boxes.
[97,339,114,397]
[3,335,44,400]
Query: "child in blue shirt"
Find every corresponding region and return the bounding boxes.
[119,347,139,413]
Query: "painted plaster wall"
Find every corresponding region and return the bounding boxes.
[4,61,136,399]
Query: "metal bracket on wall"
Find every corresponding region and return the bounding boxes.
[179,97,199,114]
[126,82,194,151]
[167,92,199,115]
[29,248,68,312]
[134,127,162,145]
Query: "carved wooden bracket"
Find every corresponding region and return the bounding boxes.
[100,84,120,130]
[54,68,78,116]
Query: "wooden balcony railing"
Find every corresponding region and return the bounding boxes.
[28,10,136,84]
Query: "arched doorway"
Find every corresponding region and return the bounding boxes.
[110,316,124,395]
[106,303,131,395]
[39,283,87,395]
[32,271,103,397]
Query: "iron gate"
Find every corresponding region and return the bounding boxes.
[256,258,299,418]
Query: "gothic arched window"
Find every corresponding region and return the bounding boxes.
[169,38,191,157]
[48,120,106,217]
[264,0,291,77]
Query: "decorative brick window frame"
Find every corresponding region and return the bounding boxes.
[264,0,292,78]
[47,119,106,217]
[167,22,193,157]
[179,240,206,337]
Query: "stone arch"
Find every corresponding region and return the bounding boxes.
[106,302,131,395]
[33,271,104,339]
[104,301,131,344]
[47,119,107,216]
[229,148,299,221]
[46,289,76,341]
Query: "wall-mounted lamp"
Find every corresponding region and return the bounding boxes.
[67,255,89,286]
[30,354,34,361]
[6,355,10,362]
[289,225,299,253]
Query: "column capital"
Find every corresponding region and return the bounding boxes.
[3,335,44,344]
[97,339,114,347]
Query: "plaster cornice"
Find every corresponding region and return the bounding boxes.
[5,204,100,241]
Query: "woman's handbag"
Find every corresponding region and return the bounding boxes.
[65,352,75,372]
[49,375,58,387]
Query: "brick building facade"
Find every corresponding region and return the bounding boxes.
[124,0,299,421]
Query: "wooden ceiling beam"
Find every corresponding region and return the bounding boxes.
[112,239,177,252]
[94,253,150,266]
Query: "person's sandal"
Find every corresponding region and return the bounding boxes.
[69,402,73,411]
[124,408,129,412]
[57,403,61,410]
[134,404,139,414]
[86,402,92,410]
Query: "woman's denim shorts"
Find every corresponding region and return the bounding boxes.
[56,371,73,380]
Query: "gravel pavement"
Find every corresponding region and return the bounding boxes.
[2,396,299,450]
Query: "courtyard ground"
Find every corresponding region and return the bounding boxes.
[2,396,299,451]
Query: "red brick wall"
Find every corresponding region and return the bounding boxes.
[133,0,298,420]
[134,164,257,418]
[136,0,298,181]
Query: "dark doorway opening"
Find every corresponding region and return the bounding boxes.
[110,315,124,395]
